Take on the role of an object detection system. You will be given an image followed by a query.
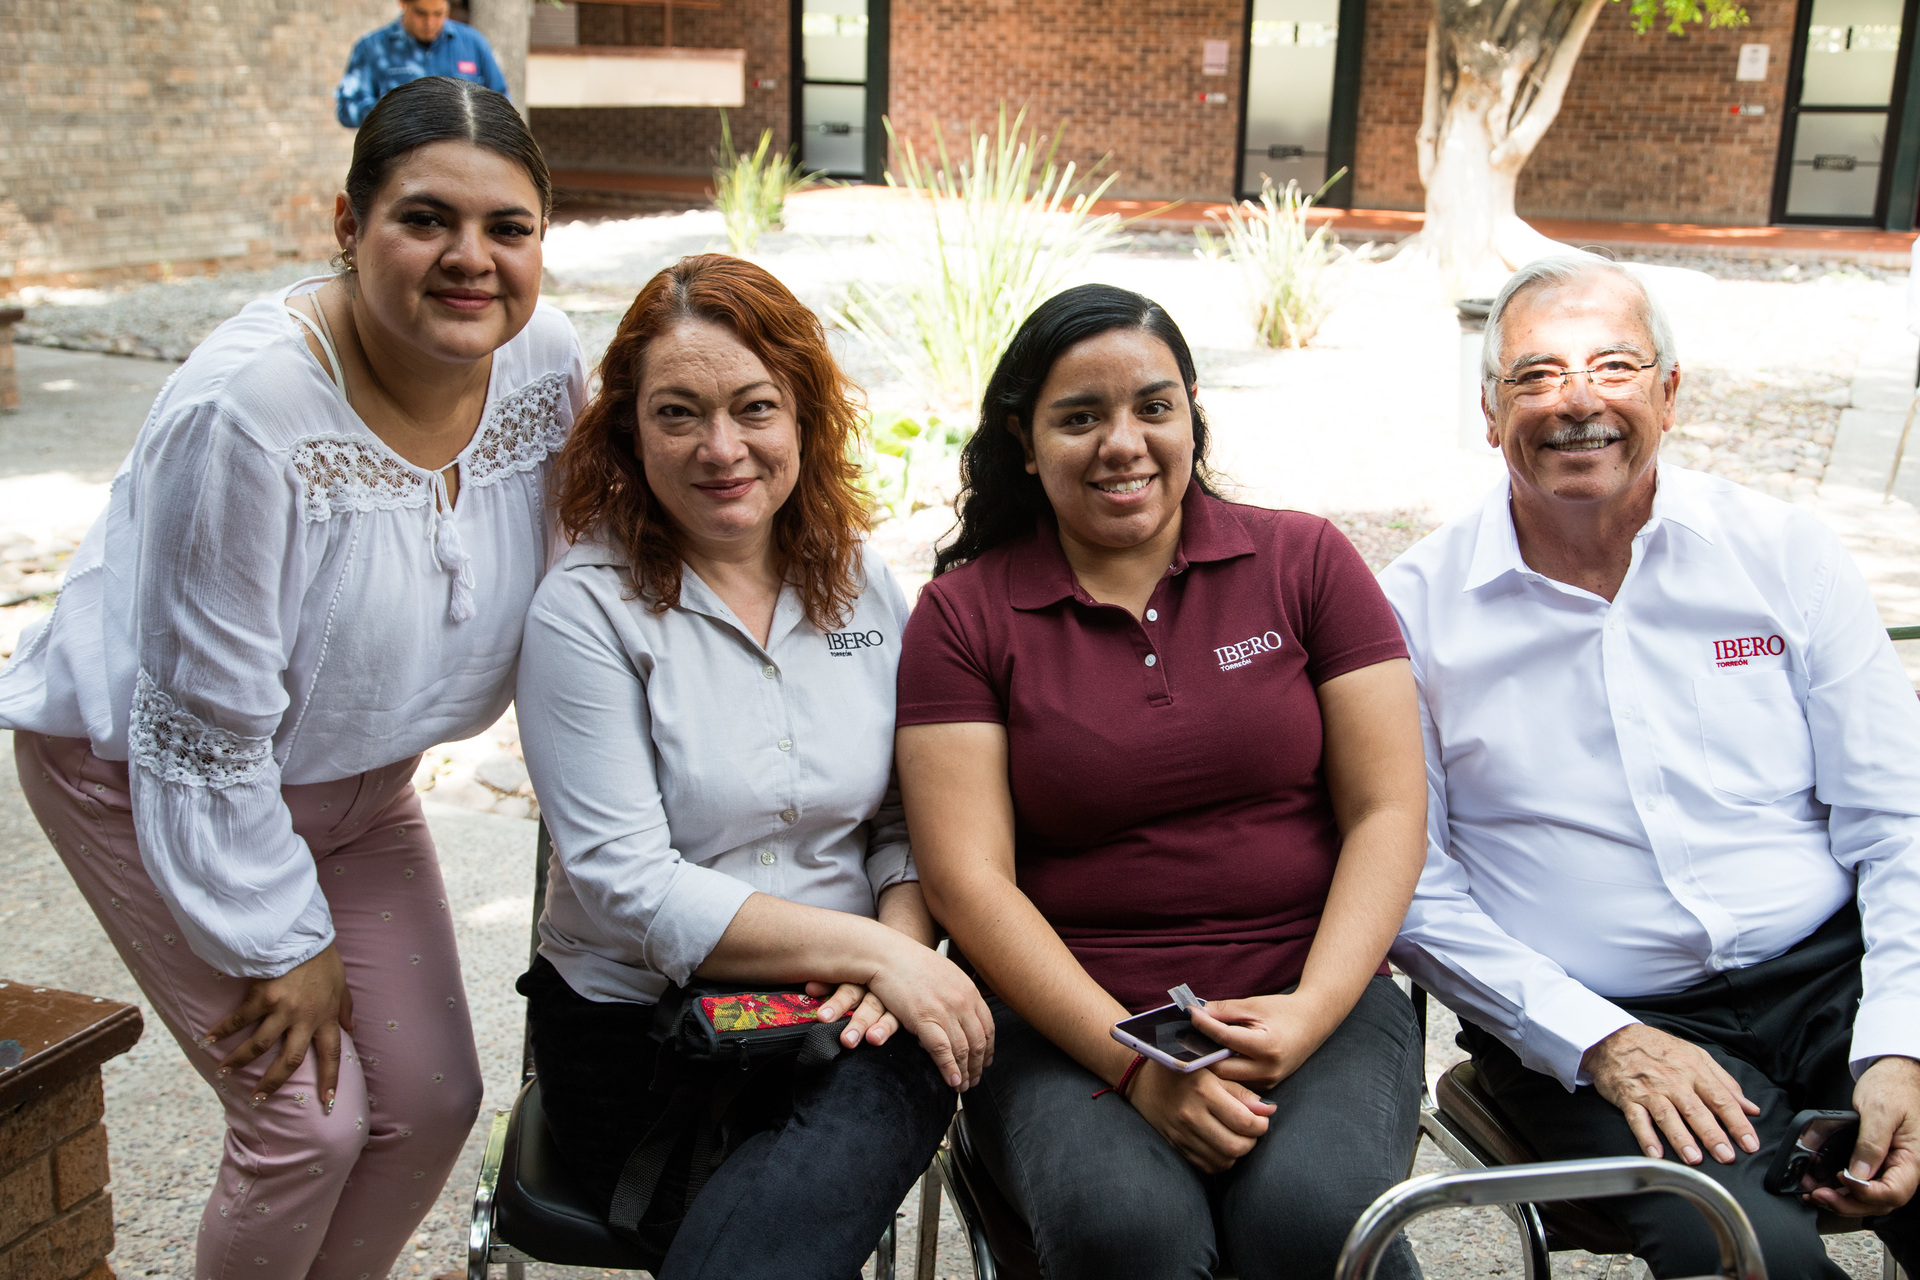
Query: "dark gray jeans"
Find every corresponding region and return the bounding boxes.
[963,975,1425,1280]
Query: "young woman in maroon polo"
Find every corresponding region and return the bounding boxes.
[896,285,1429,1280]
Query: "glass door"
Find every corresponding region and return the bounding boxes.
[800,0,869,177]
[1240,0,1341,197]
[1776,0,1911,221]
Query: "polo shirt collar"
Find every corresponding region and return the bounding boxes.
[1461,463,1717,593]
[1008,485,1256,611]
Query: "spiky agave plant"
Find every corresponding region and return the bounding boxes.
[1195,172,1366,350]
[712,112,825,255]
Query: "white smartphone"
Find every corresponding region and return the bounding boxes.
[1111,1002,1232,1073]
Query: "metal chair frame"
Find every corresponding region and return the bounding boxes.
[1412,984,1910,1280]
[464,822,899,1279]
[1335,1157,1768,1280]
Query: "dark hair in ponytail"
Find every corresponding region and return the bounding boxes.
[344,76,552,223]
[934,283,1220,576]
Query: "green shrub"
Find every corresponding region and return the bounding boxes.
[712,112,825,254]
[856,410,971,521]
[1194,172,1366,349]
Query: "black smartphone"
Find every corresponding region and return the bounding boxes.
[1764,1109,1860,1195]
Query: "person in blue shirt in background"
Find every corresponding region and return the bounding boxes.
[336,0,510,127]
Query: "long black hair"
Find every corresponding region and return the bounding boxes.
[345,77,553,225]
[933,283,1221,576]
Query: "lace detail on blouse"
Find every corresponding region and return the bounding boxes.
[466,372,571,489]
[290,436,428,523]
[130,670,275,790]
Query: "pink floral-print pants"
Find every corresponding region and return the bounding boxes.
[15,731,483,1280]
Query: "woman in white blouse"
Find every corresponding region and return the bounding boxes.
[516,253,988,1276]
[0,79,584,1277]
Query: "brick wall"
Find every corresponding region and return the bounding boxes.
[1353,0,1795,223]
[886,0,1247,202]
[0,1074,115,1280]
[528,0,791,176]
[0,0,392,290]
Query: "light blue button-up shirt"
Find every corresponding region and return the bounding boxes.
[517,539,916,1006]
[335,18,509,127]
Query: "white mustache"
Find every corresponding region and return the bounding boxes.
[1543,421,1623,448]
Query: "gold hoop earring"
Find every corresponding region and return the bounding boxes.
[341,251,357,274]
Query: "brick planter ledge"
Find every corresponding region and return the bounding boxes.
[0,982,144,1280]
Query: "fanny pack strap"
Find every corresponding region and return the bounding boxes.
[607,1019,844,1241]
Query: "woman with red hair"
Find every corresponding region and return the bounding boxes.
[514,254,989,1276]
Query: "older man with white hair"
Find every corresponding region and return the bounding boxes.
[1382,257,1920,1277]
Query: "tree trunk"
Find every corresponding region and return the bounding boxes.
[1396,0,1607,292]
[469,0,530,115]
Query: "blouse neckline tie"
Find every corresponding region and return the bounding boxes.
[427,471,475,622]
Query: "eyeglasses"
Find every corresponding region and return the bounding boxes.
[1499,360,1658,400]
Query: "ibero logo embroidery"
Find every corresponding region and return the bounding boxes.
[826,629,885,658]
[1214,630,1284,672]
[1712,633,1784,668]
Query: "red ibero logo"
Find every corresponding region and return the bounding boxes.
[1713,633,1784,668]
[1215,630,1284,672]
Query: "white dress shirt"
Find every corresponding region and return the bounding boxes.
[516,538,915,1006]
[1381,465,1920,1090]
[0,285,587,978]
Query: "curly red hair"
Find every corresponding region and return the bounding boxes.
[553,254,873,631]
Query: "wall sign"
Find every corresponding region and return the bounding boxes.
[1736,44,1770,82]
[1203,39,1230,75]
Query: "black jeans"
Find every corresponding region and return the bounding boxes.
[963,974,1425,1280]
[1462,905,1920,1279]
[518,957,955,1280]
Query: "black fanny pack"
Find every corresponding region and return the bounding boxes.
[607,979,845,1241]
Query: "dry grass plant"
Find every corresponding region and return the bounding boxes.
[713,111,826,255]
[1195,173,1367,349]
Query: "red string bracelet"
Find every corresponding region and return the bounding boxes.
[1092,1053,1147,1100]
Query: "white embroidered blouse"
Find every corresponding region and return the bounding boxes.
[0,282,588,979]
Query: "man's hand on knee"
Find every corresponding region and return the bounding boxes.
[1582,1024,1762,1166]
[1813,1055,1920,1217]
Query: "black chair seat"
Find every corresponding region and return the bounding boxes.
[493,1078,654,1269]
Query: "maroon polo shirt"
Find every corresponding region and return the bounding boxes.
[896,487,1407,1012]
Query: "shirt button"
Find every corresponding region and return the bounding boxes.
[1644,796,1660,812]
[1146,609,1158,622]
[1622,708,1635,720]
[778,738,792,751]
[780,808,797,824]
[1144,654,1158,667]
[762,665,777,679]
[759,849,777,866]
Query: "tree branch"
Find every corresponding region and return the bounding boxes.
[1492,0,1605,168]
[1417,16,1443,187]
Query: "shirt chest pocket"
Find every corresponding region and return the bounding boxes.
[1692,670,1814,804]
